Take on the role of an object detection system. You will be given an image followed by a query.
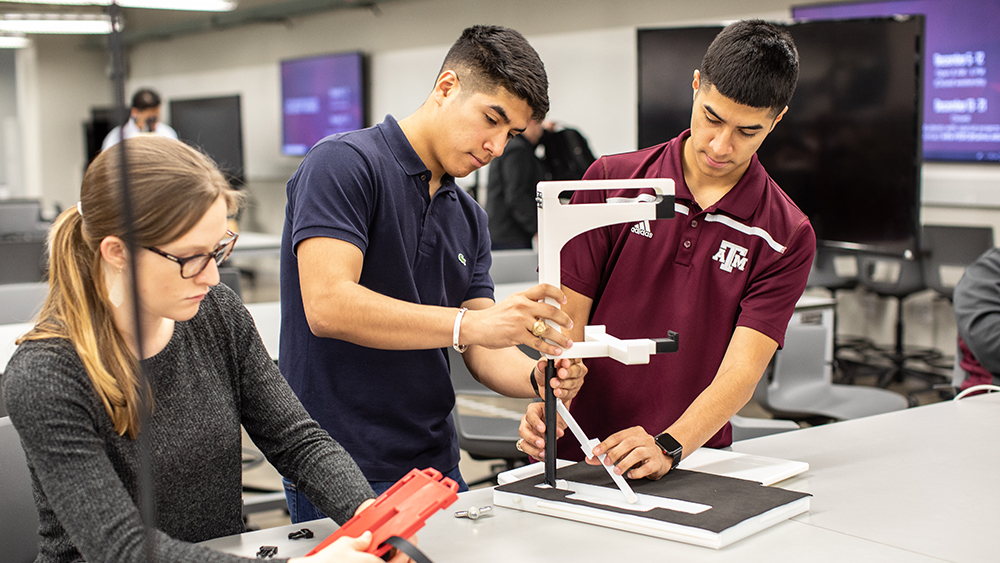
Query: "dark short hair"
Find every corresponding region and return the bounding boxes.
[440,25,549,121]
[701,19,799,115]
[131,88,161,111]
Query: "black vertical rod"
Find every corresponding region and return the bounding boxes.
[107,3,156,560]
[544,358,557,486]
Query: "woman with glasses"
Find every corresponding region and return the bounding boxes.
[1,136,389,563]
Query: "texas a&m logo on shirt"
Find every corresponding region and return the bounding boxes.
[712,240,748,272]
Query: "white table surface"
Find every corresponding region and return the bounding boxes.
[733,392,1000,563]
[206,394,999,562]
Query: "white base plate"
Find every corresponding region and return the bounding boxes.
[493,449,810,549]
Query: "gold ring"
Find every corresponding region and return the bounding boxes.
[531,319,547,338]
[515,438,526,453]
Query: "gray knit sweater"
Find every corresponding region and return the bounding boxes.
[2,284,374,562]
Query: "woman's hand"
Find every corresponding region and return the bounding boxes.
[289,530,383,563]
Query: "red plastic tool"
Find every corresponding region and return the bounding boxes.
[307,467,459,558]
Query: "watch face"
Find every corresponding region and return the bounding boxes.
[656,433,681,454]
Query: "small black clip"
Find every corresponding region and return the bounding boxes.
[256,545,278,558]
[287,528,314,540]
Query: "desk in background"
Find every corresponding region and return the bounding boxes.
[204,393,998,561]
[230,231,281,259]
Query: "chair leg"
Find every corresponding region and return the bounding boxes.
[871,296,950,401]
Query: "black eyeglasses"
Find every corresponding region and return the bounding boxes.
[144,230,239,279]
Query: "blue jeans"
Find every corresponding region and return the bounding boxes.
[282,466,470,524]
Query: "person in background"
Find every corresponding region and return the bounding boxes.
[101,88,179,151]
[953,247,1000,392]
[280,25,586,520]
[486,118,549,250]
[2,136,392,563]
[518,19,815,480]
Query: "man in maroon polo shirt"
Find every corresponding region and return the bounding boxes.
[518,19,816,480]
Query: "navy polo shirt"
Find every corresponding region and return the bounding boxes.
[279,115,494,482]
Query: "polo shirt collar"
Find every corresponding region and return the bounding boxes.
[377,114,459,198]
[660,129,765,221]
[378,115,428,177]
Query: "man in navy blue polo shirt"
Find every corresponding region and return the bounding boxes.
[280,25,584,521]
[518,20,816,480]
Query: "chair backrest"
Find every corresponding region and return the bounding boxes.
[0,416,41,563]
[0,236,48,284]
[921,225,994,300]
[806,247,859,291]
[489,249,538,284]
[857,252,925,298]
[0,282,49,325]
[767,323,831,397]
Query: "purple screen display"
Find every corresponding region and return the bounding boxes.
[795,0,1000,162]
[281,52,364,156]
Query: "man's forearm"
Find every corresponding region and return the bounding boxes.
[664,326,777,453]
[462,345,539,398]
[304,280,458,350]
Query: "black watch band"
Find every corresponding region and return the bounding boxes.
[654,432,683,470]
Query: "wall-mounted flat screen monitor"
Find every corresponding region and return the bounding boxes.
[637,16,924,255]
[170,95,244,187]
[281,51,365,156]
[794,0,1000,163]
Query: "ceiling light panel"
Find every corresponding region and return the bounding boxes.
[0,14,112,34]
[0,1,236,11]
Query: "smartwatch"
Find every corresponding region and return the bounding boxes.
[654,432,683,470]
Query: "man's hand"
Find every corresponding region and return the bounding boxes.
[531,358,587,400]
[587,426,674,480]
[517,402,567,459]
[463,284,575,357]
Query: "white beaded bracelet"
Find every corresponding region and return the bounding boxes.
[453,307,468,353]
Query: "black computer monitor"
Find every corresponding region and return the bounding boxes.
[637,16,924,256]
[169,95,245,187]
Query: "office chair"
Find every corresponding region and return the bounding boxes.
[805,247,872,381]
[0,235,48,284]
[920,225,994,379]
[806,246,859,292]
[0,416,41,563]
[856,251,944,389]
[755,313,908,422]
[921,225,994,302]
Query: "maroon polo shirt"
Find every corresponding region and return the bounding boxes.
[559,130,815,455]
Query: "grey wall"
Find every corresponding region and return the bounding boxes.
[0,49,16,195]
